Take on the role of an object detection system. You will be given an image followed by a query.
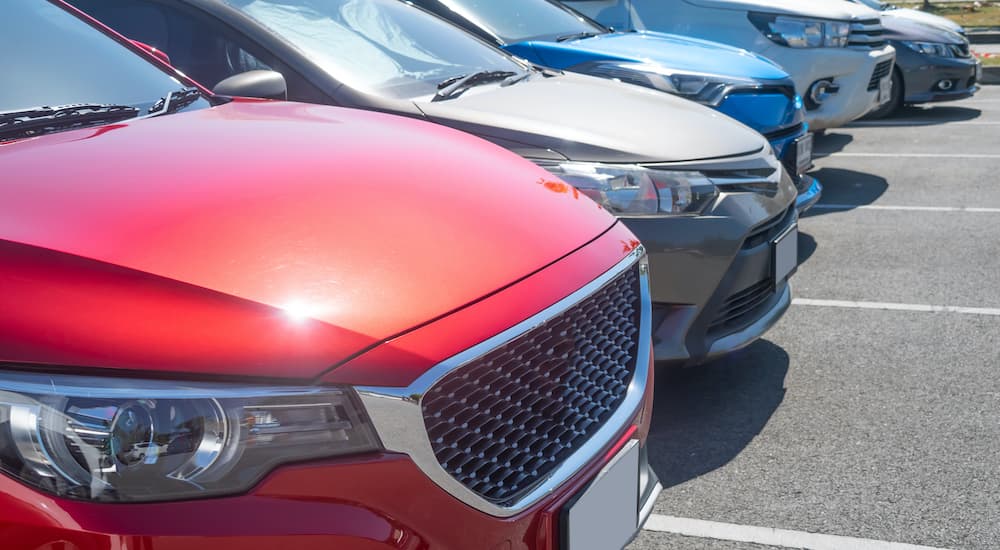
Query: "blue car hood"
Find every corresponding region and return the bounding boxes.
[504,31,789,81]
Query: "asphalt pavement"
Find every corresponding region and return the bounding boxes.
[630,88,1000,549]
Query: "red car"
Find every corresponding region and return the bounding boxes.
[0,2,659,549]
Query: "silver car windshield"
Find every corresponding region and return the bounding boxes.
[431,0,604,43]
[227,0,524,99]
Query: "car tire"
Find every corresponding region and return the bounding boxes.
[865,68,903,120]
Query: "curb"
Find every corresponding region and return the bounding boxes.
[982,65,1000,85]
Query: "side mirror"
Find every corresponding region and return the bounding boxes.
[130,40,171,66]
[212,70,287,100]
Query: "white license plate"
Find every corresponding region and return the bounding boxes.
[564,440,640,550]
[878,76,892,105]
[795,133,813,176]
[773,223,798,286]
[976,61,983,82]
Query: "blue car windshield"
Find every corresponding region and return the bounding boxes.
[429,0,605,43]
[226,0,524,99]
[560,0,638,32]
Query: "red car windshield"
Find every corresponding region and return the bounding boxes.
[0,2,210,117]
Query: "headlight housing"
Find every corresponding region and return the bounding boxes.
[749,13,850,48]
[572,61,769,106]
[901,41,963,58]
[538,162,719,216]
[0,371,380,502]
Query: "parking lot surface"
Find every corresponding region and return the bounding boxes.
[631,87,1000,549]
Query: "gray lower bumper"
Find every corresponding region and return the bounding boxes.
[706,282,792,359]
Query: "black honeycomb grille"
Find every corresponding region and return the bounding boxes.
[421,264,642,505]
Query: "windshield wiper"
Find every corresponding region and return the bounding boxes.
[146,88,203,117]
[556,31,601,42]
[0,104,141,142]
[433,70,524,101]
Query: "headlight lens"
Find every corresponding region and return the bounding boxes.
[749,13,850,48]
[538,163,718,216]
[901,41,958,58]
[574,61,767,106]
[0,371,380,502]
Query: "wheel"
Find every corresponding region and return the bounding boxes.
[865,68,903,120]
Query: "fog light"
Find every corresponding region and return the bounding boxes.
[936,79,955,91]
[806,79,840,110]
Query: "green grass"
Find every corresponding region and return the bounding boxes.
[980,55,1000,65]
[896,2,1000,28]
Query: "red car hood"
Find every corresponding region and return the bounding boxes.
[0,100,617,381]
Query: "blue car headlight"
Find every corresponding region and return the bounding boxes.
[572,61,767,106]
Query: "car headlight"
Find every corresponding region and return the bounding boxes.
[538,162,719,216]
[749,13,850,48]
[0,371,380,502]
[901,41,958,58]
[573,61,770,106]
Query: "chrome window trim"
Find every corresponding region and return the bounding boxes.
[357,246,651,517]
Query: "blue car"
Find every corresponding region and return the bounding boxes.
[406,0,821,212]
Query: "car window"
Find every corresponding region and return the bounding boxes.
[560,0,637,32]
[70,0,273,88]
[225,0,524,100]
[854,0,884,10]
[416,0,604,43]
[0,1,210,114]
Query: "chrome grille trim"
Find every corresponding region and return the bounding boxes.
[357,246,651,517]
[848,19,886,49]
[422,264,641,504]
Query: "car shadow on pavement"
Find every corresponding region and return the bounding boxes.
[646,340,789,489]
[801,167,888,218]
[811,131,853,158]
[852,104,982,127]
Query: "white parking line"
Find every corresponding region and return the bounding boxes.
[810,204,1000,213]
[793,298,1000,316]
[643,515,950,550]
[816,153,1000,159]
[847,121,1000,127]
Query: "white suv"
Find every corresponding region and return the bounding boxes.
[563,0,896,131]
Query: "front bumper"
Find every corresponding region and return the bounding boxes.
[621,180,798,365]
[0,433,661,549]
[768,127,822,215]
[761,43,896,130]
[0,229,660,549]
[795,175,823,214]
[895,43,980,104]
